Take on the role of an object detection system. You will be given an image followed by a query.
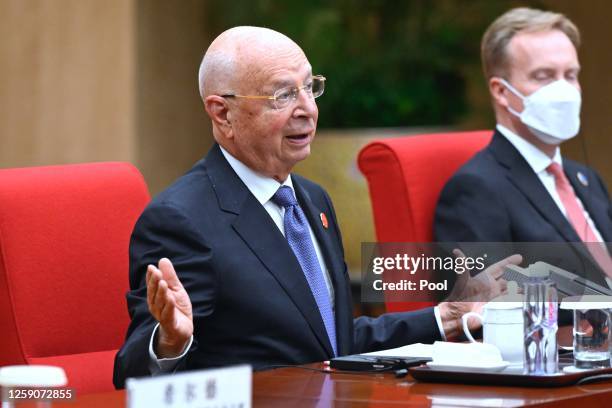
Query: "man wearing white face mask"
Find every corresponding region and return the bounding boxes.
[435,7,612,288]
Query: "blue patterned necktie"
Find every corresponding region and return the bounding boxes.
[272,185,337,357]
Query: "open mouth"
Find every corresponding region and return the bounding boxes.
[286,134,309,141]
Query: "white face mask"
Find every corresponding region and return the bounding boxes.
[500,78,581,145]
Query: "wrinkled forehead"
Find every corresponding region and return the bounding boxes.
[236,41,312,91]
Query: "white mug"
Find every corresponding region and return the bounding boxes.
[462,302,523,365]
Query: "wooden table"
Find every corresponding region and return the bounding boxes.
[44,365,612,408]
[252,363,612,407]
[38,328,612,407]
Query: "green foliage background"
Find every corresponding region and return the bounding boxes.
[204,0,541,128]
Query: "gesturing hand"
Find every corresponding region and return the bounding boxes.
[447,249,522,303]
[146,258,193,358]
[439,250,522,340]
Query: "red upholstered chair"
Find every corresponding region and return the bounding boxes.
[0,162,150,394]
[358,131,492,312]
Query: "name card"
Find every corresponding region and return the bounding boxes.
[126,365,251,408]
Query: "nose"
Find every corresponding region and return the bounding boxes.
[292,87,318,118]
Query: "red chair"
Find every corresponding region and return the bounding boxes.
[0,162,150,394]
[358,131,491,311]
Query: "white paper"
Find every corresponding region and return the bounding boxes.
[432,341,503,364]
[361,343,433,358]
[126,364,251,408]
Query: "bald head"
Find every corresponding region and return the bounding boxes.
[198,26,306,100]
[199,26,318,182]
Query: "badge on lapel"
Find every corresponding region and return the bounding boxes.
[576,171,589,187]
[320,212,329,229]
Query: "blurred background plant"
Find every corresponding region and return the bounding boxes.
[205,0,543,128]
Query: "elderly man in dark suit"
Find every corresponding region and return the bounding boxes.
[435,8,611,288]
[113,26,515,389]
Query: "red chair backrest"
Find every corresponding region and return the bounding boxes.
[358,131,491,311]
[0,162,150,393]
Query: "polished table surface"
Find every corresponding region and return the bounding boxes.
[41,327,612,407]
[251,363,612,407]
[46,365,612,408]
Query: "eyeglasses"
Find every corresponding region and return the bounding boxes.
[220,75,326,110]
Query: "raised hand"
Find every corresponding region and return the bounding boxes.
[146,258,193,358]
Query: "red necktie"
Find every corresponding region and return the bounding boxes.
[547,162,612,278]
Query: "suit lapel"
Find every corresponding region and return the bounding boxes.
[565,162,612,242]
[489,134,609,281]
[205,145,334,357]
[231,200,335,357]
[489,132,581,242]
[564,162,612,282]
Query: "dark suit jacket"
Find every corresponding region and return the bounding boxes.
[114,144,441,388]
[435,130,612,285]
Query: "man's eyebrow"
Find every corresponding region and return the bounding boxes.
[529,67,555,76]
[270,79,294,89]
[267,73,313,90]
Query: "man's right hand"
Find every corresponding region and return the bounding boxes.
[146,258,193,358]
[438,252,522,340]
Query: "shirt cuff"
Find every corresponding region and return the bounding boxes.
[433,306,447,341]
[148,323,194,375]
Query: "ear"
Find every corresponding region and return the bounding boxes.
[204,95,233,134]
[489,77,510,109]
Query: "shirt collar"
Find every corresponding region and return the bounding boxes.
[496,124,562,174]
[219,145,294,205]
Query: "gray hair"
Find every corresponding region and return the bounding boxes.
[198,50,235,100]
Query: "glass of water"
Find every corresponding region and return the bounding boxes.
[561,296,612,369]
[523,276,559,374]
